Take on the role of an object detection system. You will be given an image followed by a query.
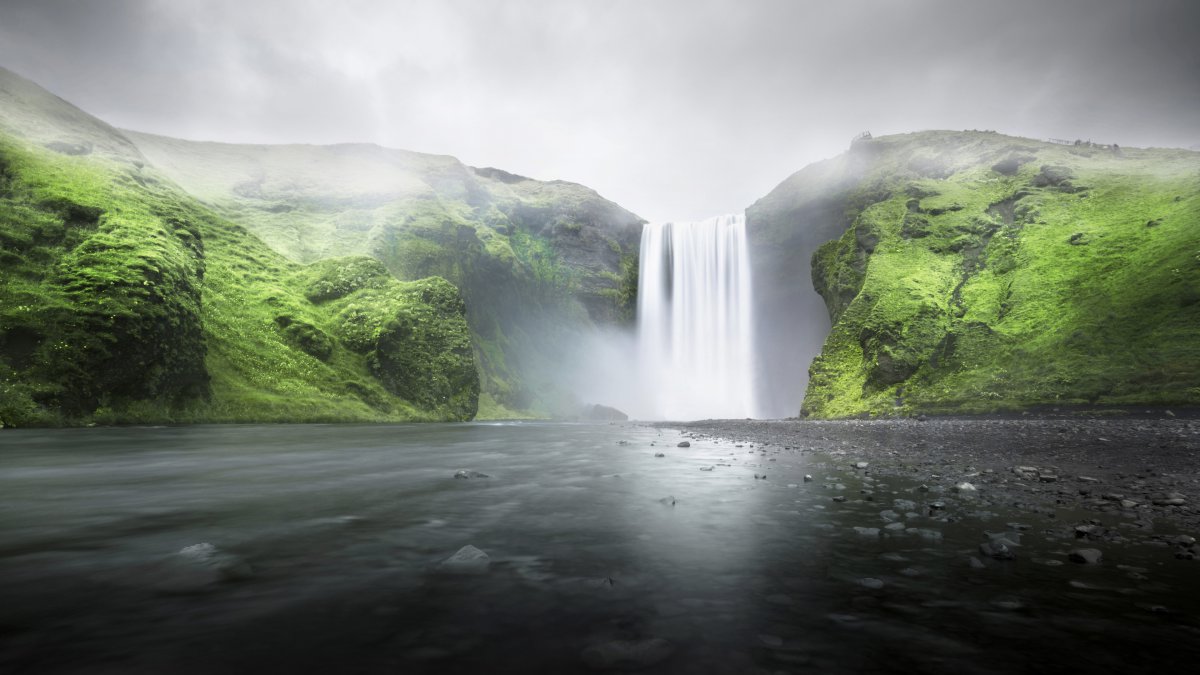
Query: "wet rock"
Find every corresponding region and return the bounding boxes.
[1069,548,1103,564]
[677,441,691,448]
[969,556,987,569]
[979,541,1015,560]
[990,598,1025,611]
[440,545,491,574]
[1039,474,1059,483]
[155,543,253,592]
[953,482,977,493]
[654,452,665,458]
[858,578,885,589]
[908,528,944,541]
[1153,492,1186,506]
[853,527,881,536]
[854,462,869,469]
[803,474,814,482]
[453,469,490,479]
[581,638,674,670]
[832,496,847,503]
[893,499,917,511]
[884,522,906,531]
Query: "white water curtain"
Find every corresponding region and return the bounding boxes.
[637,214,759,420]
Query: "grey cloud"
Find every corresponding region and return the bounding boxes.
[0,0,1196,221]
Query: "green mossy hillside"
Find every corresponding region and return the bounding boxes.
[793,131,1200,417]
[0,137,478,426]
[125,133,644,417]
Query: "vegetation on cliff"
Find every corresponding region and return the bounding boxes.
[760,131,1200,417]
[0,68,478,426]
[125,133,644,418]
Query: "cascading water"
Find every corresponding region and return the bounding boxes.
[637,214,759,419]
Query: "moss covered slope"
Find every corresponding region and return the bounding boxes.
[0,69,477,426]
[125,133,644,418]
[756,131,1200,417]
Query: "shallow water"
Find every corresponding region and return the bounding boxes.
[0,422,1196,674]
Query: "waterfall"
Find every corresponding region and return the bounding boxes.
[637,214,759,419]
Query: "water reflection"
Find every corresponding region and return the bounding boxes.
[0,423,1196,673]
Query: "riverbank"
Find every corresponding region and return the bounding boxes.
[659,415,1200,543]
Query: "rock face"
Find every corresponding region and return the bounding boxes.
[749,130,1200,418]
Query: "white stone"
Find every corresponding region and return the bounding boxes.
[440,545,491,574]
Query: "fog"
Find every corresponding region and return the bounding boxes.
[1,0,1196,420]
[0,0,1196,223]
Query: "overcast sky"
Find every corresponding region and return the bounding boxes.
[1,0,1197,221]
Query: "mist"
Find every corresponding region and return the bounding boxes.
[0,0,1196,223]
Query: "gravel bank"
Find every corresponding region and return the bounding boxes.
[659,416,1200,538]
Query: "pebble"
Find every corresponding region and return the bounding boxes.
[700,466,714,471]
[803,474,814,482]
[1068,548,1103,564]
[979,541,1014,560]
[156,543,253,591]
[855,462,869,469]
[439,545,491,574]
[908,528,944,541]
[453,469,490,479]
[654,452,665,458]
[953,482,977,493]
[677,441,691,448]
[858,578,885,589]
[853,527,881,537]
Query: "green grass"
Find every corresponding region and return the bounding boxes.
[802,132,1200,417]
[0,137,478,426]
[125,132,643,416]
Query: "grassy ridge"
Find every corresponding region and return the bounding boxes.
[799,131,1200,417]
[0,136,477,426]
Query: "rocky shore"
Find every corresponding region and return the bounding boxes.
[659,415,1200,557]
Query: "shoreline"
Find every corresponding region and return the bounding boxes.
[652,416,1200,537]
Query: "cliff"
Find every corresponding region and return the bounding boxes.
[750,130,1200,417]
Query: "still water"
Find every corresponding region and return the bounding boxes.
[0,423,1196,674]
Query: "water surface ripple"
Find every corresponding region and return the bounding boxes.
[0,422,1196,673]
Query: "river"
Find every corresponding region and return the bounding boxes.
[0,422,1196,673]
